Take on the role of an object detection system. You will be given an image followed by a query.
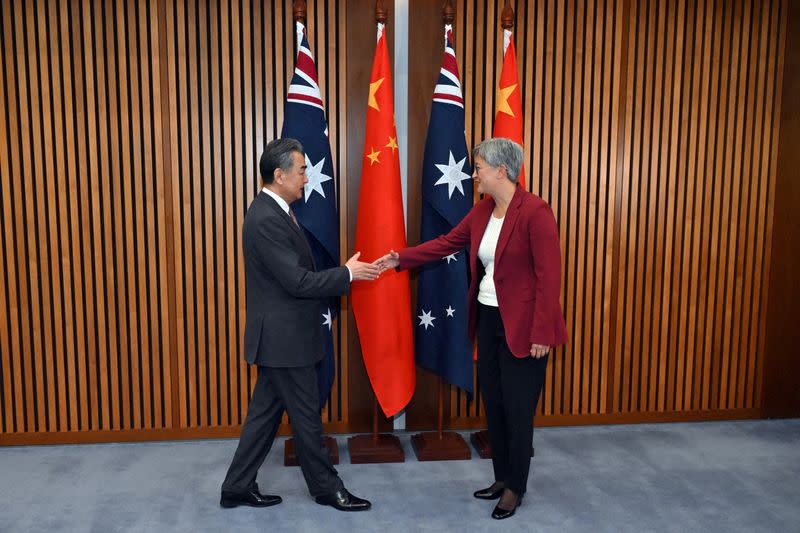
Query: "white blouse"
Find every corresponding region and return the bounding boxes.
[477,215,505,307]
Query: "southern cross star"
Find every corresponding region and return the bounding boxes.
[434,151,472,198]
[418,309,436,330]
[304,154,332,202]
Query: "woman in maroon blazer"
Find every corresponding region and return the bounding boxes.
[377,138,568,520]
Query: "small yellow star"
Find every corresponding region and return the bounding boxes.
[385,136,398,153]
[366,147,381,165]
[368,77,385,111]
[496,83,517,117]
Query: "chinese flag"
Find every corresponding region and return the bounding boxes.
[351,24,415,418]
[492,29,526,190]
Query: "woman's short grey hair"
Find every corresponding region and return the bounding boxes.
[472,138,523,183]
[259,138,304,184]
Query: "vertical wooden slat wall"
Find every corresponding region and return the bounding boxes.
[447,0,786,427]
[0,0,348,443]
[609,0,785,417]
[0,0,171,436]
[0,0,792,444]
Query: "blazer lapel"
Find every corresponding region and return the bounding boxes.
[471,200,495,254]
[494,186,525,264]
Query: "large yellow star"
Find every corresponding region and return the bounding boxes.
[366,147,381,165]
[496,83,517,117]
[385,136,398,153]
[368,77,385,111]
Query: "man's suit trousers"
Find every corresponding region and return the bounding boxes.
[222,365,342,498]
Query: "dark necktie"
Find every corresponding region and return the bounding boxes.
[288,208,300,228]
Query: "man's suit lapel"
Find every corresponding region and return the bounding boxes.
[258,192,317,269]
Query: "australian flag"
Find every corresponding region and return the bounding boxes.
[281,22,339,407]
[415,26,473,396]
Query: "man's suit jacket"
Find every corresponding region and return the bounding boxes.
[242,191,350,367]
[398,186,568,357]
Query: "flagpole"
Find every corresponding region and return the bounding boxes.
[501,0,514,31]
[437,378,445,439]
[347,0,408,464]
[292,0,306,24]
[280,0,341,468]
[375,0,387,25]
[472,0,514,460]
[407,0,471,463]
[372,397,379,443]
[470,0,534,460]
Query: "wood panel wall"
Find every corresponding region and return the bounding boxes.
[416,0,788,427]
[762,0,800,418]
[609,0,786,416]
[0,0,349,443]
[0,0,172,436]
[1,0,794,445]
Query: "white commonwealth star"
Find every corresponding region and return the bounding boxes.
[304,154,333,202]
[444,253,457,264]
[434,151,472,198]
[418,309,436,330]
[322,308,333,330]
[445,306,455,317]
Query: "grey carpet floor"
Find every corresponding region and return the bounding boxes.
[1,419,798,532]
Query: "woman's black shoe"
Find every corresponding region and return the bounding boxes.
[473,484,504,500]
[491,492,522,519]
[491,503,518,520]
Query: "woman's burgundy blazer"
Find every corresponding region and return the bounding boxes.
[398,186,568,357]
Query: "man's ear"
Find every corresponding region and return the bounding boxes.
[273,168,283,185]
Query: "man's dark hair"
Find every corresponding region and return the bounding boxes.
[259,138,304,185]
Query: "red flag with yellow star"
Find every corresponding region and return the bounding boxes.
[351,23,415,418]
[492,29,526,190]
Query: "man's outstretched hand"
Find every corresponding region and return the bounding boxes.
[346,252,382,281]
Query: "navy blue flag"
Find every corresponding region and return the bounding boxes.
[281,22,339,407]
[416,26,474,396]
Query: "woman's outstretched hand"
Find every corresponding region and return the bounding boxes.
[374,250,400,273]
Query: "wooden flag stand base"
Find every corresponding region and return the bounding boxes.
[348,398,405,464]
[411,378,471,461]
[469,430,493,459]
[470,430,535,459]
[284,436,340,467]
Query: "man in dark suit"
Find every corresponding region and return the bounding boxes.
[220,138,378,512]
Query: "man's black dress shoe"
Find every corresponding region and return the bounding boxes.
[220,487,282,508]
[315,488,372,511]
[473,485,504,500]
[491,494,522,520]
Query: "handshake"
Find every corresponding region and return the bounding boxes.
[345,250,401,281]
